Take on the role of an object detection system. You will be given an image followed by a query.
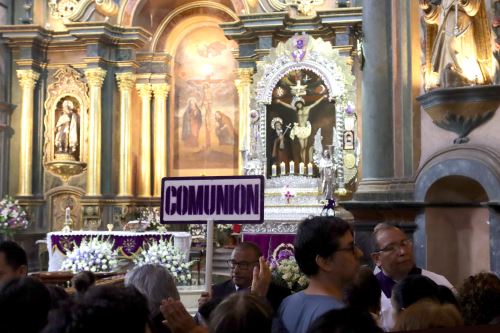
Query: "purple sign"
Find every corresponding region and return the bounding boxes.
[161,175,265,224]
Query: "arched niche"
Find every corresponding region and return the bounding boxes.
[43,67,89,182]
[248,34,358,196]
[425,176,489,286]
[414,145,500,280]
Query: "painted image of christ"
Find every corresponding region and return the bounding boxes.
[171,24,239,176]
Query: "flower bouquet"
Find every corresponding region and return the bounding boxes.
[133,239,193,285]
[0,196,29,237]
[61,237,118,273]
[269,243,308,292]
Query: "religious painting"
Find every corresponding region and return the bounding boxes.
[171,26,239,176]
[267,69,334,176]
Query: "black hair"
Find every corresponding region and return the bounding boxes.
[72,271,96,294]
[43,285,150,333]
[0,277,51,333]
[344,265,381,314]
[294,216,352,276]
[392,275,439,313]
[307,307,383,333]
[235,241,262,259]
[0,241,28,270]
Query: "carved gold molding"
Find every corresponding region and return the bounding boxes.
[43,67,89,182]
[49,0,118,22]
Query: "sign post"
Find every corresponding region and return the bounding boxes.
[160,175,265,292]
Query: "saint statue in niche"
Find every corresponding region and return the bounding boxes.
[270,117,292,166]
[421,0,493,89]
[54,99,79,159]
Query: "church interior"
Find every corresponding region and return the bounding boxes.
[0,0,500,326]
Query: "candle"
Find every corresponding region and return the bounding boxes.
[280,162,286,175]
[299,162,305,175]
[271,164,277,177]
[289,161,295,175]
[307,163,313,176]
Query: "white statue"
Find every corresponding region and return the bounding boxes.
[313,128,337,200]
[55,100,79,155]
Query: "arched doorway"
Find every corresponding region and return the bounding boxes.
[425,176,489,285]
[415,145,500,284]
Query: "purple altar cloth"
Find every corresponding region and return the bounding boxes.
[50,231,172,257]
[242,233,296,259]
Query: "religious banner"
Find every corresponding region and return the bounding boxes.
[161,175,264,224]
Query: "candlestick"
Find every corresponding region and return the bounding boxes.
[299,162,305,175]
[307,163,313,176]
[289,161,295,175]
[272,164,277,177]
[280,162,286,176]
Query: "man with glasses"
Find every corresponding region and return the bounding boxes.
[197,241,290,319]
[274,216,363,333]
[370,223,454,331]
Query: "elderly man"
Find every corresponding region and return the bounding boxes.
[0,241,28,286]
[274,216,363,333]
[371,223,454,331]
[197,241,290,320]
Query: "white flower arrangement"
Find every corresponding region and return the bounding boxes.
[61,237,118,273]
[0,196,29,235]
[270,244,308,292]
[133,239,193,285]
[216,224,232,233]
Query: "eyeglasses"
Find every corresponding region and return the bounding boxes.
[226,260,258,270]
[374,239,412,254]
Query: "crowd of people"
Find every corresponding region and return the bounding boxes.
[0,216,500,333]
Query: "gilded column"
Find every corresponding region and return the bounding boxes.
[235,68,253,174]
[84,68,107,196]
[136,83,152,197]
[116,72,136,197]
[151,83,169,197]
[16,69,39,196]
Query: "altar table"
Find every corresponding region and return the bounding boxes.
[47,231,191,272]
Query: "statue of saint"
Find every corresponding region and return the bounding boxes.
[276,94,326,163]
[420,0,493,89]
[318,150,335,200]
[55,99,79,156]
[271,117,292,165]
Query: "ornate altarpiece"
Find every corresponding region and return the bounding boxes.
[243,34,359,236]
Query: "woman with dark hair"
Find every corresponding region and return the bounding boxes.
[458,272,500,325]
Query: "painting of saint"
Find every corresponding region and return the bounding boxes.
[182,97,203,147]
[266,69,334,176]
[171,25,239,176]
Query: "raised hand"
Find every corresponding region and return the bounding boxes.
[251,256,271,297]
